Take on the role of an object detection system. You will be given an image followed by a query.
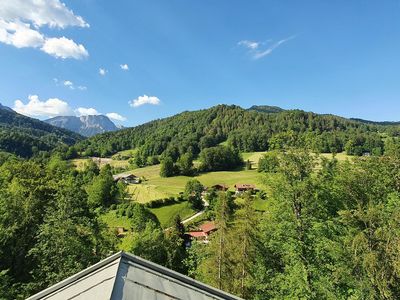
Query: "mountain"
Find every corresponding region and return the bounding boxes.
[0,108,83,158]
[76,104,397,157]
[45,115,118,137]
[247,105,285,114]
[0,103,13,112]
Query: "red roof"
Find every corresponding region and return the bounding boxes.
[188,231,207,238]
[199,221,217,233]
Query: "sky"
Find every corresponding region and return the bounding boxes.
[0,0,400,126]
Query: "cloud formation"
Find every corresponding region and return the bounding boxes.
[99,68,107,76]
[120,64,129,70]
[54,78,87,90]
[14,95,73,117]
[129,95,160,108]
[75,107,99,116]
[238,36,295,59]
[106,112,127,121]
[0,0,89,59]
[41,36,88,59]
[13,95,126,121]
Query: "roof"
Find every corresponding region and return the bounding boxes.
[234,184,256,189]
[211,184,229,190]
[27,251,241,300]
[112,174,137,180]
[200,221,217,233]
[188,231,207,238]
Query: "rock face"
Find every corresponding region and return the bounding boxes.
[45,115,118,137]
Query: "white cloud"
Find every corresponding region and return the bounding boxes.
[99,68,107,76]
[41,36,88,59]
[0,0,89,59]
[238,36,295,60]
[75,107,100,116]
[12,94,127,122]
[13,94,73,118]
[63,80,73,87]
[120,64,129,70]
[77,85,87,91]
[0,0,89,29]
[106,112,127,122]
[129,95,161,108]
[0,20,44,48]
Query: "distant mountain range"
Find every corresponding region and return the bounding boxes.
[45,115,118,137]
[247,105,285,114]
[0,103,83,157]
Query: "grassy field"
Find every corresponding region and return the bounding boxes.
[150,202,196,228]
[100,201,195,230]
[127,163,265,203]
[71,157,131,170]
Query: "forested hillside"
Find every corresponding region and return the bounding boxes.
[77,104,396,158]
[0,108,83,158]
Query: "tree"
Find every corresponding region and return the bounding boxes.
[199,146,242,172]
[177,152,194,176]
[86,164,116,208]
[165,215,187,273]
[129,204,159,232]
[230,192,258,298]
[160,156,175,177]
[184,179,204,210]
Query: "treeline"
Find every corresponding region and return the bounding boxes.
[0,109,82,158]
[76,105,399,159]
[159,145,243,177]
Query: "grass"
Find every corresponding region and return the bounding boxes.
[150,201,196,228]
[71,157,130,170]
[242,151,269,168]
[100,210,131,229]
[126,163,264,202]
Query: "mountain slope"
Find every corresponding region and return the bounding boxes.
[45,115,118,137]
[0,103,13,112]
[76,104,395,157]
[248,105,285,114]
[0,107,83,157]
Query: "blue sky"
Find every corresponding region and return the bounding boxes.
[0,1,400,125]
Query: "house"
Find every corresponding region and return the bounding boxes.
[211,184,229,191]
[187,221,217,243]
[234,183,256,193]
[200,221,217,235]
[112,174,140,184]
[27,251,241,300]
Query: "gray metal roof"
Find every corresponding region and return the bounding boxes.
[27,251,242,300]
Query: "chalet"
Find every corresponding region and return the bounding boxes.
[234,183,256,193]
[211,184,229,191]
[112,174,140,184]
[187,221,217,243]
[200,221,217,235]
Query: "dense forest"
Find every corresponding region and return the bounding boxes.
[0,108,82,158]
[76,104,398,159]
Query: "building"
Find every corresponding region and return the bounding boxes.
[234,184,256,193]
[187,221,217,243]
[199,221,217,235]
[211,184,229,191]
[112,174,140,184]
[27,251,241,300]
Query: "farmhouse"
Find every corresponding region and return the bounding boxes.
[234,183,256,193]
[211,184,229,191]
[112,174,140,184]
[187,221,217,243]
